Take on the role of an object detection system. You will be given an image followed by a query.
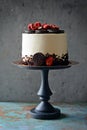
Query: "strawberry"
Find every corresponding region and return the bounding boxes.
[51,24,59,29]
[32,24,37,30]
[42,24,50,29]
[46,56,54,66]
[34,22,42,29]
[27,23,35,30]
[27,23,37,30]
[27,23,33,30]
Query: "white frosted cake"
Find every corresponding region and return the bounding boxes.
[21,22,69,66]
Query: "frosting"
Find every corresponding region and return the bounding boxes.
[22,33,68,57]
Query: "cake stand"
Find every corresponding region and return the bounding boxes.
[13,61,72,119]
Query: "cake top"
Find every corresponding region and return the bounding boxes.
[24,21,64,34]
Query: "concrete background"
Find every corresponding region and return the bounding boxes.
[0,0,87,103]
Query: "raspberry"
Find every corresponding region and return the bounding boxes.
[46,56,54,66]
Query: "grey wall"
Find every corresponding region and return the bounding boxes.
[0,0,87,103]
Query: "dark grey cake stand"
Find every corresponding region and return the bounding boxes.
[13,61,72,119]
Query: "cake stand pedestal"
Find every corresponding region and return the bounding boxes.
[13,62,71,119]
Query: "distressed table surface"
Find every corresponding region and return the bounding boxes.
[0,102,87,130]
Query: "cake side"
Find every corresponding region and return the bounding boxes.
[22,33,68,57]
[21,22,69,66]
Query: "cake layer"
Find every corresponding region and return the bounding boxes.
[22,33,68,57]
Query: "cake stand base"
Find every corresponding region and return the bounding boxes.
[29,108,60,119]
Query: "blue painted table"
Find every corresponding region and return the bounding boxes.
[0,102,87,130]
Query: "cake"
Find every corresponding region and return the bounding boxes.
[21,22,69,66]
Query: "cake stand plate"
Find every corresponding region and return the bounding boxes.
[13,61,76,119]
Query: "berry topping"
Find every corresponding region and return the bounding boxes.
[34,22,42,29]
[42,24,50,29]
[46,56,54,66]
[27,23,32,30]
[26,21,64,33]
[27,23,36,30]
[50,24,59,29]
